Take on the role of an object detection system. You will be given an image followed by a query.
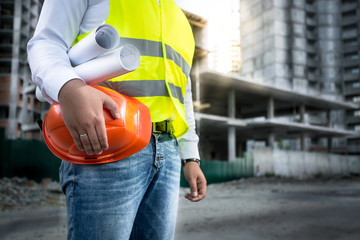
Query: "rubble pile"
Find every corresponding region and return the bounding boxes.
[0,177,65,211]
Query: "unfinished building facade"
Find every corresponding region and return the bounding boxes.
[0,0,46,140]
[238,0,360,155]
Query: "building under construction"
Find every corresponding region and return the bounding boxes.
[0,0,46,140]
[238,0,360,155]
[191,0,360,161]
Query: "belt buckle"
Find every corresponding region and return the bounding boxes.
[152,121,170,133]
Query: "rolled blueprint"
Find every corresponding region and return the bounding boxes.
[74,44,140,85]
[68,24,120,66]
[36,44,140,102]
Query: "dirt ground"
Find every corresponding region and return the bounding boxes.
[1,177,360,240]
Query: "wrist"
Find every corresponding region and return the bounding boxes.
[58,78,86,103]
[182,158,200,167]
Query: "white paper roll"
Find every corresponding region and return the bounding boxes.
[73,44,140,85]
[35,23,140,102]
[35,44,141,101]
[68,24,120,66]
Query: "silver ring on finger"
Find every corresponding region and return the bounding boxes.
[79,133,88,137]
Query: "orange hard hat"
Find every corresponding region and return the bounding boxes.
[42,86,152,164]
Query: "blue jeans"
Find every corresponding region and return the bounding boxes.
[59,133,181,240]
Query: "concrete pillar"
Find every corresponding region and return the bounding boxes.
[326,110,331,127]
[8,1,22,139]
[300,104,305,123]
[228,126,236,161]
[326,110,332,152]
[268,132,275,148]
[228,89,236,118]
[267,97,274,119]
[228,88,236,161]
[301,133,306,151]
[299,105,307,151]
[267,97,275,148]
[19,94,28,123]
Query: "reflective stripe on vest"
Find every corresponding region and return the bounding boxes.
[110,80,184,104]
[120,37,191,77]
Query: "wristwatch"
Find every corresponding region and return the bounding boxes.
[181,158,200,167]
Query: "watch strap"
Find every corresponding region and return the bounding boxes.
[182,158,200,167]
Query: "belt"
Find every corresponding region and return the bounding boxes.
[152,120,172,133]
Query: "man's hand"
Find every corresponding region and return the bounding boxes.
[58,79,120,155]
[183,162,207,202]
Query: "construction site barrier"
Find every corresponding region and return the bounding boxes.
[0,128,60,182]
[180,153,254,187]
[0,128,254,184]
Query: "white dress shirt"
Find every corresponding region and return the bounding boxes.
[27,0,200,160]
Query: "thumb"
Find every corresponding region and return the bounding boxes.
[189,177,198,197]
[103,95,120,119]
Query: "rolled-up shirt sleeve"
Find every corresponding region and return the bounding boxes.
[27,0,88,103]
[178,77,200,160]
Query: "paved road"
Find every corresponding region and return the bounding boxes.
[1,178,360,240]
[0,207,67,240]
[176,178,360,240]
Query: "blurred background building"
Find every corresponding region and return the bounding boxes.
[175,0,359,162]
[239,0,360,156]
[0,0,47,140]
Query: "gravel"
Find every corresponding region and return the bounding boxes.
[0,177,65,212]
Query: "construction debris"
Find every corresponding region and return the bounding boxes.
[0,177,65,212]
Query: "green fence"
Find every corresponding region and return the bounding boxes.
[1,128,254,184]
[0,128,61,182]
[180,153,254,187]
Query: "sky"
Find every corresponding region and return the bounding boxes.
[174,0,241,73]
[174,0,210,18]
[174,0,238,21]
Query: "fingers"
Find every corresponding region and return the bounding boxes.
[185,176,207,202]
[79,131,93,155]
[95,116,108,151]
[196,180,207,201]
[187,177,198,198]
[103,96,120,119]
[68,127,84,152]
[69,119,107,156]
[85,127,103,155]
[76,117,106,155]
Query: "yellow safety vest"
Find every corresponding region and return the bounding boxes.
[73,0,195,138]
